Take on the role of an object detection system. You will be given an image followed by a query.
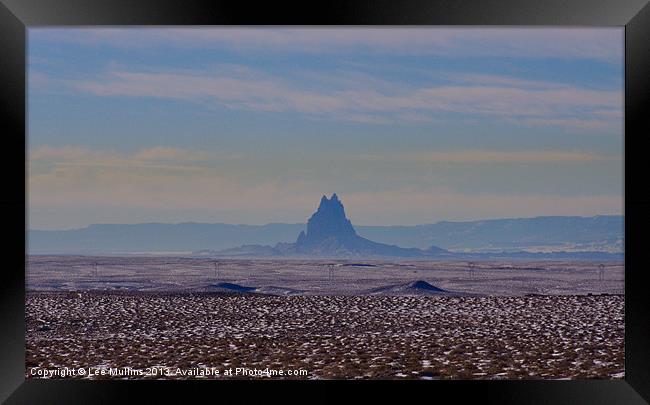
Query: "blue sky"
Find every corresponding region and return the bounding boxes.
[28,28,624,229]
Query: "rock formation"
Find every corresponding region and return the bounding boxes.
[213,193,450,258]
[300,194,357,244]
[292,194,447,257]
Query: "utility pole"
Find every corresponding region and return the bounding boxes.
[599,263,605,283]
[468,262,476,279]
[214,261,219,280]
[94,262,98,278]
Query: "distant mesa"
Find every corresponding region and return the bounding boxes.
[212,193,450,258]
[216,244,279,256]
[30,208,624,258]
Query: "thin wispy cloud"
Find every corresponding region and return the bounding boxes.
[356,150,619,164]
[31,145,210,163]
[30,146,213,175]
[30,28,622,63]
[66,67,621,131]
[31,145,615,172]
[510,117,622,131]
[132,146,210,162]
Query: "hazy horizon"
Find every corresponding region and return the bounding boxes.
[28,28,623,230]
[28,192,624,232]
[29,211,624,232]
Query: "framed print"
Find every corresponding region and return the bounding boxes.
[1,0,649,403]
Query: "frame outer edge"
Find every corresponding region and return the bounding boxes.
[625,1,650,403]
[1,0,649,403]
[0,0,27,403]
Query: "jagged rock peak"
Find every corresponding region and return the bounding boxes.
[299,193,357,245]
[318,193,342,210]
[320,195,329,206]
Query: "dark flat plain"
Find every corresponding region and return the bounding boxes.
[27,256,624,296]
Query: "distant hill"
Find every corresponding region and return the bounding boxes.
[29,213,623,256]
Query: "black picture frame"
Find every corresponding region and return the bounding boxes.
[1,0,649,403]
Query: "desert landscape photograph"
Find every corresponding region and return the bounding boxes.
[27,27,623,380]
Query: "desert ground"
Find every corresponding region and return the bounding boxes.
[26,256,624,379]
[27,256,624,296]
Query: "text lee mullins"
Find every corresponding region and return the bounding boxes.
[29,366,308,378]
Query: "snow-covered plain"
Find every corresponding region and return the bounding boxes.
[25,256,624,379]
